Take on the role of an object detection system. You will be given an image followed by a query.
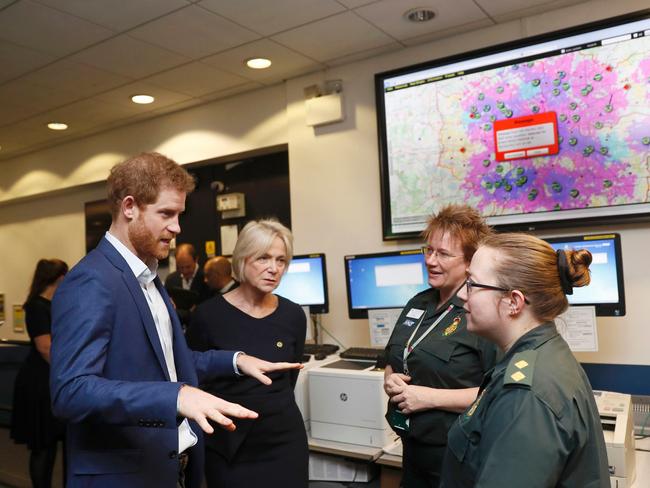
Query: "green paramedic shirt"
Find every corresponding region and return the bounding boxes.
[384,288,498,445]
[441,322,610,488]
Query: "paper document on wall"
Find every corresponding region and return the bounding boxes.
[554,306,598,351]
[368,308,402,347]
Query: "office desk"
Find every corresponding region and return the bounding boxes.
[308,435,383,462]
[375,438,650,488]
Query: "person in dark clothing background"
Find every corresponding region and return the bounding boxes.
[11,258,68,488]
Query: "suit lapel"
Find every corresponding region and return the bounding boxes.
[97,238,171,381]
[156,276,190,381]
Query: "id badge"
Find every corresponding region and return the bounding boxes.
[388,408,410,432]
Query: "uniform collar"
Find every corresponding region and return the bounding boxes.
[495,322,558,373]
[428,286,466,315]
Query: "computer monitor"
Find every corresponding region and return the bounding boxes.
[544,233,625,316]
[275,253,329,314]
[344,249,430,319]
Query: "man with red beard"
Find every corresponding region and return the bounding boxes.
[50,152,301,488]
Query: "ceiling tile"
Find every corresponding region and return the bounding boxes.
[0,79,78,117]
[38,97,139,130]
[474,0,587,22]
[22,60,132,100]
[336,0,380,7]
[0,0,114,56]
[199,0,346,36]
[271,11,395,62]
[95,81,193,111]
[324,40,402,67]
[146,62,250,97]
[33,0,189,32]
[202,39,323,83]
[129,5,259,59]
[401,17,495,46]
[0,40,56,83]
[354,0,488,41]
[199,81,264,103]
[0,98,36,126]
[69,35,191,78]
[0,119,64,156]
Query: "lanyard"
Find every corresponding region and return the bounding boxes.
[402,304,454,375]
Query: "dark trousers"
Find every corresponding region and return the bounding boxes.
[401,438,446,488]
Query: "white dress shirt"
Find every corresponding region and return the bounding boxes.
[105,232,197,453]
[181,263,198,290]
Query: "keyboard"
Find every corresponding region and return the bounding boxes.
[303,343,339,357]
[339,347,384,361]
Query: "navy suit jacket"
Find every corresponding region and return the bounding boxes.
[50,238,235,488]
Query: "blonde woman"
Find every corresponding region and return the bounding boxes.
[188,219,308,488]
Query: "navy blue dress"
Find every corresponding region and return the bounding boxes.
[188,294,308,488]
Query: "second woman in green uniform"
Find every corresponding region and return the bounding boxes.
[383,204,497,488]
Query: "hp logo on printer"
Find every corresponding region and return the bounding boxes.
[339,393,348,402]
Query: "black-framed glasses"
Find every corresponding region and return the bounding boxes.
[421,246,462,262]
[465,278,530,304]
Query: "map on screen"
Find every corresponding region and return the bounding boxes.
[378,14,650,237]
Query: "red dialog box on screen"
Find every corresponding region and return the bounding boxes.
[493,111,559,162]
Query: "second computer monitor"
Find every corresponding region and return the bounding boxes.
[275,253,329,314]
[345,249,430,319]
[544,233,625,316]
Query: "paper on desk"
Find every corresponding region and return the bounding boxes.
[368,308,402,347]
[554,305,598,351]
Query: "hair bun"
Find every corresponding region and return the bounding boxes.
[567,249,592,288]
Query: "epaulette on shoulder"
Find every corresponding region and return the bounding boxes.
[503,350,537,388]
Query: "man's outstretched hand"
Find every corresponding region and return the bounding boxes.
[177,385,258,434]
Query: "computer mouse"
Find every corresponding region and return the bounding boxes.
[314,353,326,360]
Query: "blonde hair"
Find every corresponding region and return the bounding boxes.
[481,233,592,322]
[422,204,493,261]
[231,219,293,283]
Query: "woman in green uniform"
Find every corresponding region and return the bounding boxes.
[384,205,497,488]
[441,233,609,488]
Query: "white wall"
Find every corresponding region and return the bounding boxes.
[1,0,648,367]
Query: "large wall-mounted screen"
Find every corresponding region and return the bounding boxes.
[376,11,650,239]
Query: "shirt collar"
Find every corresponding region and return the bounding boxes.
[105,232,158,285]
[219,279,235,294]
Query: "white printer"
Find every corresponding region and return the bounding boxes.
[294,355,339,432]
[593,390,636,488]
[308,359,393,447]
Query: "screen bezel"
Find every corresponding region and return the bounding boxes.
[375,10,650,240]
[344,249,426,319]
[543,233,625,316]
[277,253,329,314]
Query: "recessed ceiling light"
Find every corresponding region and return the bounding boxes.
[404,7,436,22]
[131,94,155,104]
[246,57,272,69]
[47,122,68,131]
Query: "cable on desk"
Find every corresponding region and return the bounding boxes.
[317,320,347,350]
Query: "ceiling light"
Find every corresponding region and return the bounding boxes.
[47,122,68,131]
[404,7,436,22]
[131,94,155,104]
[246,57,272,69]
